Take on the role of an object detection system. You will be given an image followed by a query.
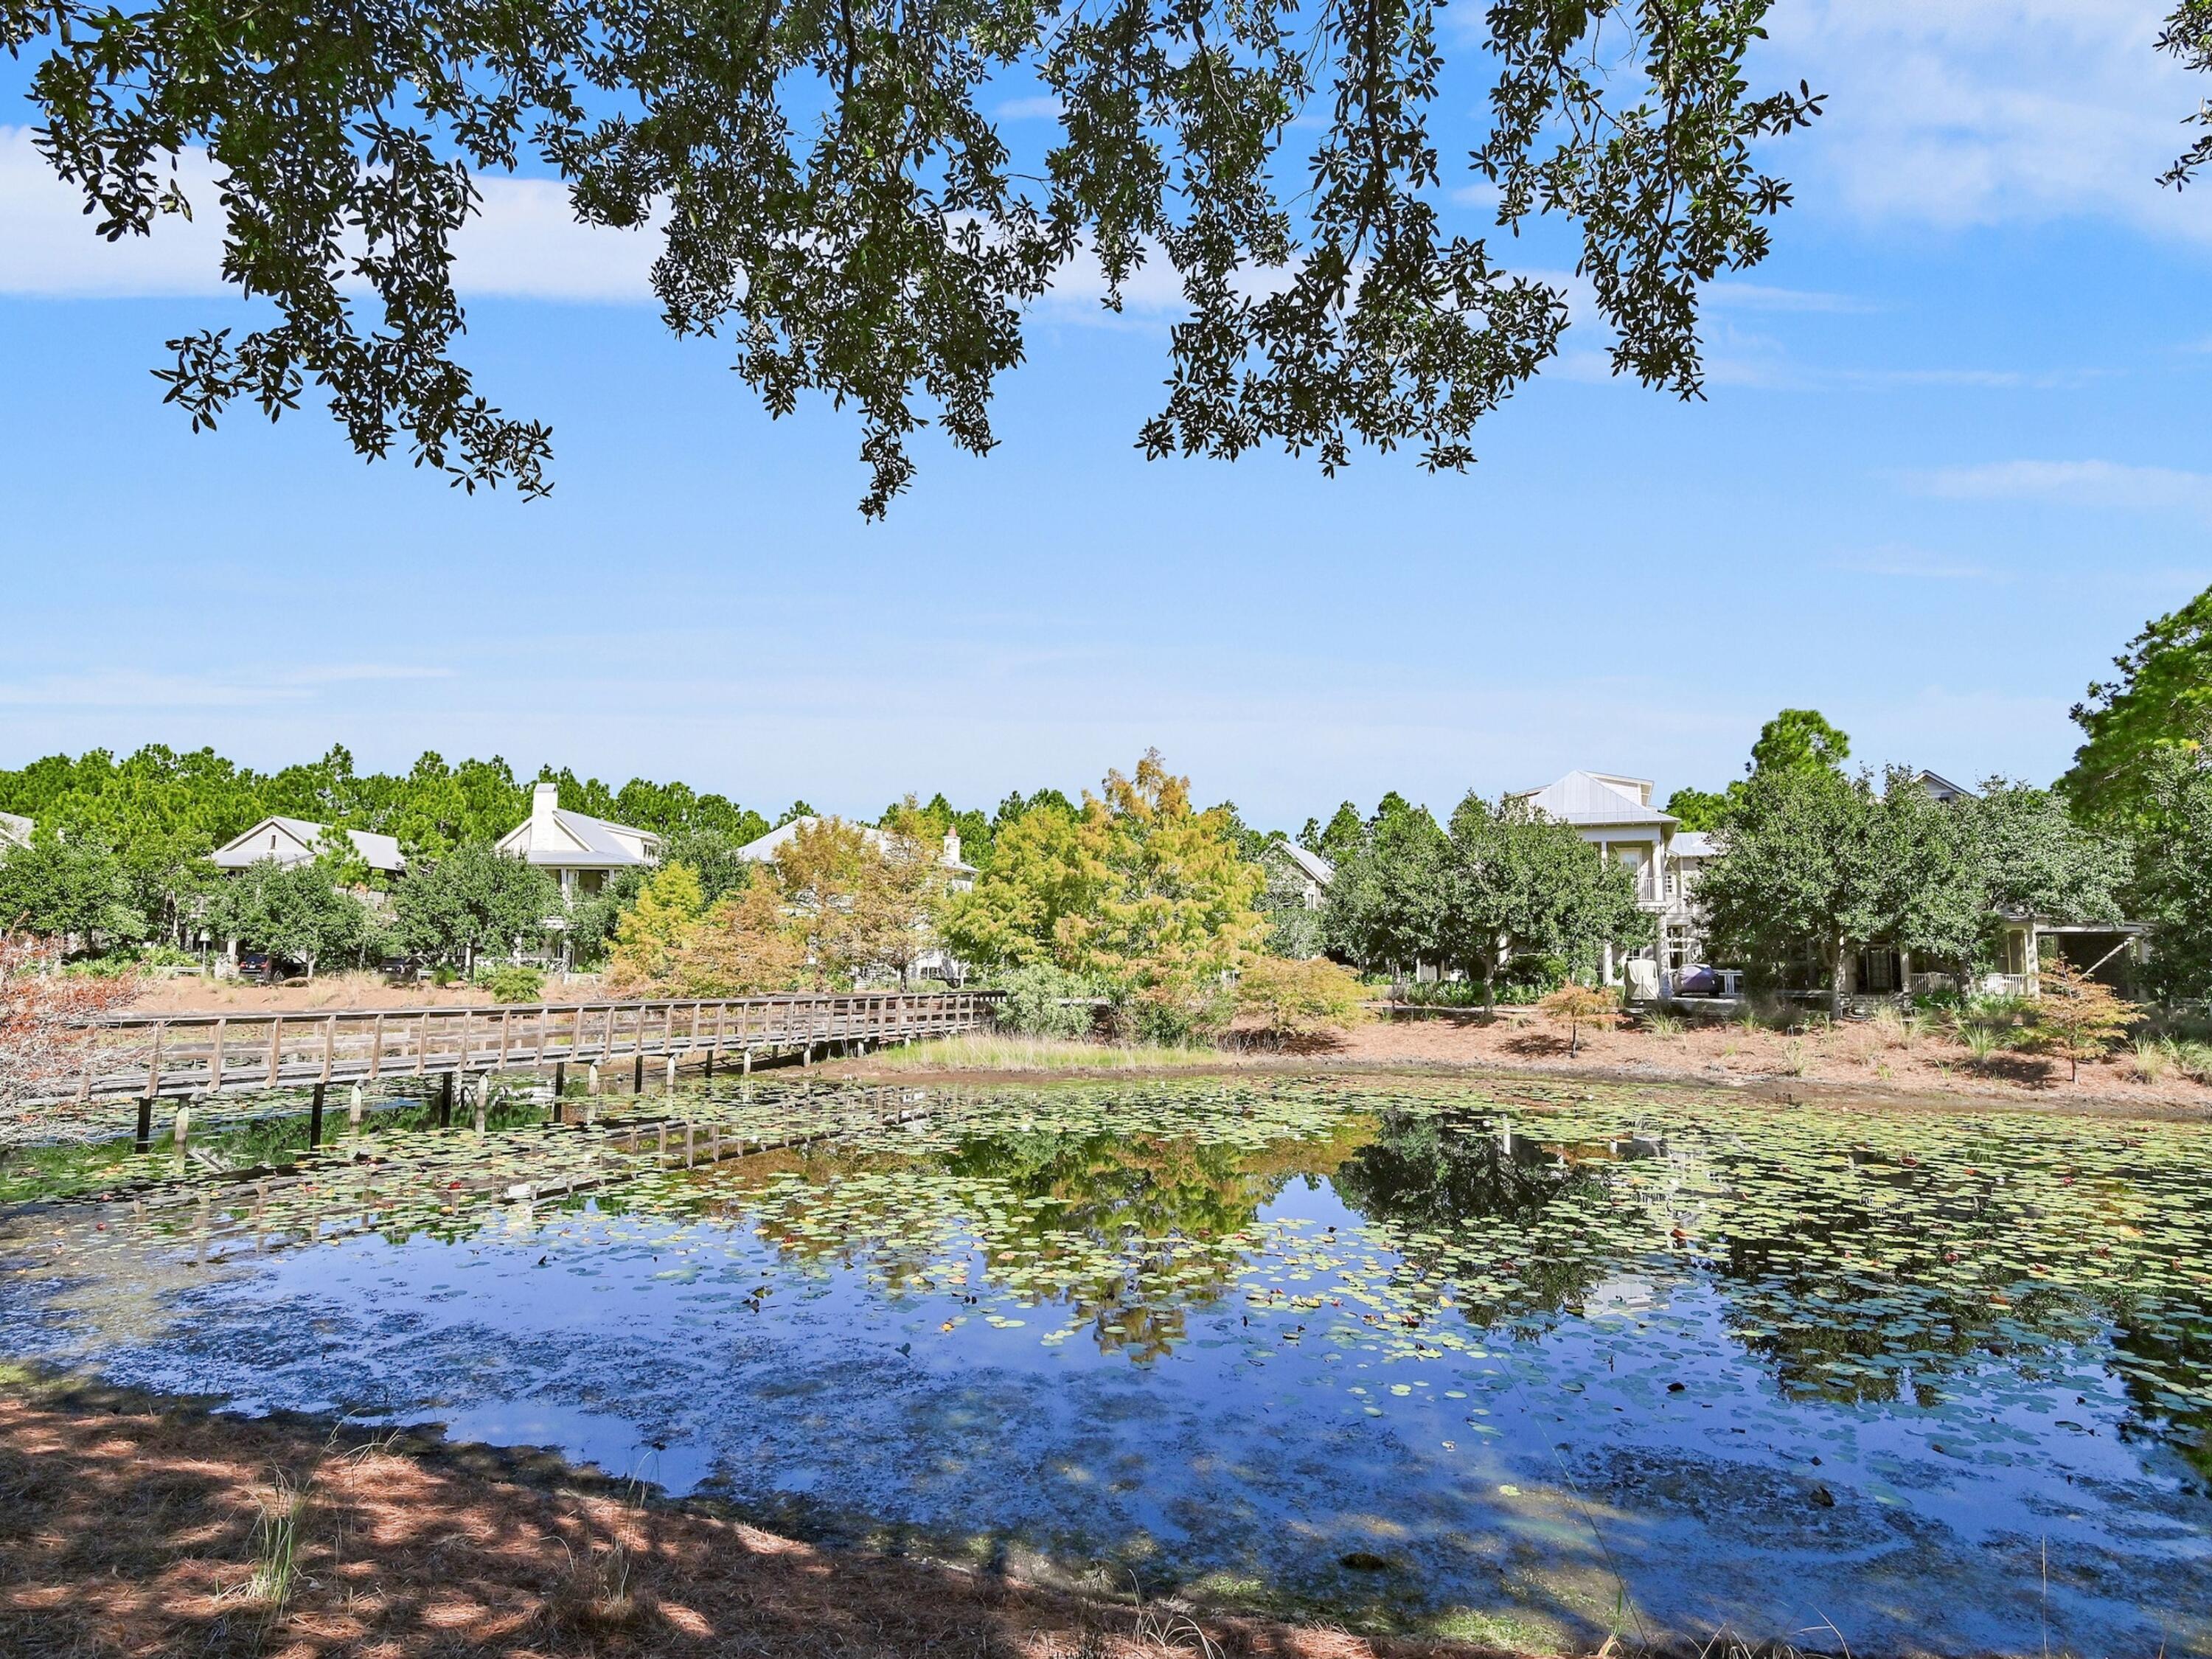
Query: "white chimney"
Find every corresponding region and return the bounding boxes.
[532,782,560,845]
[944,829,961,866]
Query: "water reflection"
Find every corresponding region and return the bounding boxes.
[2,1079,2209,1651]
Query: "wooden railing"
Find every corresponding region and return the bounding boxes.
[50,992,998,1112]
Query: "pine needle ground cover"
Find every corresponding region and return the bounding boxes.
[2,1077,2208,1654]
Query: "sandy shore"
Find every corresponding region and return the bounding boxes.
[0,1371,1513,1659]
[831,1010,2212,1118]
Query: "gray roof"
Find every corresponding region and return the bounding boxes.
[1915,769,1978,801]
[1672,831,1717,858]
[496,804,660,869]
[211,816,406,873]
[0,810,30,849]
[1512,771,1676,829]
[1273,841,1335,886]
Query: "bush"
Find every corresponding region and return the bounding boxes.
[1500,953,1568,992]
[476,963,546,1004]
[1236,956,1372,1041]
[990,963,1096,1039]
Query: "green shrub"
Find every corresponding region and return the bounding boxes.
[1236,956,1371,1041]
[476,964,543,1003]
[990,963,1096,1039]
[1125,985,1236,1046]
[1500,953,1568,992]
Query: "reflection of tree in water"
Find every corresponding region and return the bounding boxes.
[2107,1298,2212,1475]
[1333,1110,1587,1231]
[1332,1109,1621,1336]
[1687,1139,2209,1447]
[945,1125,1367,1360]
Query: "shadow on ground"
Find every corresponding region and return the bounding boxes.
[0,1380,1523,1659]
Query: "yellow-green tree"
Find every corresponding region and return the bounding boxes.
[1235,956,1371,1043]
[672,881,809,995]
[2032,958,2140,1082]
[605,860,705,992]
[772,816,947,988]
[944,751,1265,1034]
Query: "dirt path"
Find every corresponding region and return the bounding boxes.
[0,1371,1515,1659]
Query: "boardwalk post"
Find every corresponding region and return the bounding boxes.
[309,1083,326,1149]
[136,1094,153,1155]
[173,1100,192,1172]
[438,1071,453,1128]
[742,1048,753,1076]
[588,1062,601,1096]
[472,1079,487,1138]
[552,1061,566,1124]
[664,1054,677,1092]
[349,1083,364,1134]
[633,1053,644,1093]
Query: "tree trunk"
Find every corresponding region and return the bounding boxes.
[1832,933,1850,1018]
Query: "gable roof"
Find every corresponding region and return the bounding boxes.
[1270,841,1335,886]
[1914,769,1978,802]
[0,810,30,849]
[1510,771,1677,829]
[495,803,660,869]
[211,816,406,873]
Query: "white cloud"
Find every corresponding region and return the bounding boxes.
[994,95,1063,121]
[1759,1,2212,242]
[1703,282,1874,313]
[1830,543,2007,581]
[0,127,658,302]
[1915,458,2212,518]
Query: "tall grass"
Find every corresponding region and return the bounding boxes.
[245,1471,309,1608]
[863,1034,1233,1071]
[2132,1038,2172,1084]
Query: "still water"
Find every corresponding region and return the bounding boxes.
[2,1077,2208,1654]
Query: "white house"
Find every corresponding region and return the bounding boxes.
[737,816,977,982]
[1268,841,1335,910]
[1507,771,1706,989]
[495,782,662,902]
[210,817,407,876]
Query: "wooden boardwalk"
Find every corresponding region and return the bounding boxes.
[51,993,997,1138]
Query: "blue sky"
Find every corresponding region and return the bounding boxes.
[1,1,2207,830]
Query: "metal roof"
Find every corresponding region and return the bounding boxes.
[1510,771,1677,829]
[1273,842,1336,886]
[210,816,406,873]
[495,803,660,869]
[0,810,30,849]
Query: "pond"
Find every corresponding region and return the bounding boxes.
[2,1076,2209,1655]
